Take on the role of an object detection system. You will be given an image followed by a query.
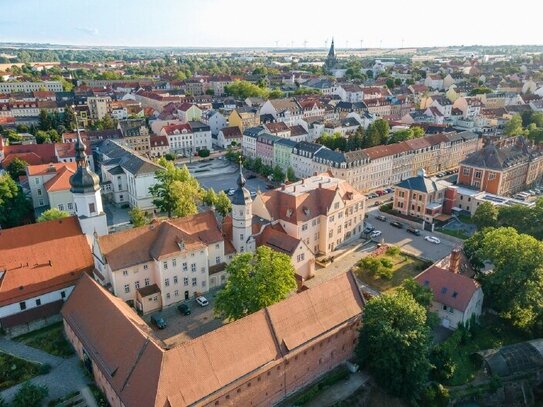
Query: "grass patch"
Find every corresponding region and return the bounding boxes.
[14,322,74,357]
[437,228,471,240]
[440,314,528,386]
[0,352,42,390]
[457,214,473,224]
[291,366,350,406]
[355,252,431,292]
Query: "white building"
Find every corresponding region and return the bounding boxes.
[0,81,63,93]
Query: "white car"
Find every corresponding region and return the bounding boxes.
[370,230,382,239]
[227,188,235,196]
[196,296,209,307]
[424,236,441,244]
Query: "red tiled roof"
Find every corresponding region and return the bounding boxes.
[415,266,480,312]
[220,126,242,138]
[43,165,76,192]
[0,217,93,307]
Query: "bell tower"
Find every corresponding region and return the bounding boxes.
[231,158,254,253]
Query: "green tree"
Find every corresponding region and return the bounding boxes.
[399,278,433,308]
[38,109,51,131]
[11,382,48,407]
[272,165,285,182]
[215,246,297,321]
[6,157,27,181]
[37,208,70,222]
[466,227,543,334]
[372,119,390,145]
[472,201,498,229]
[202,188,218,207]
[504,114,524,136]
[224,80,268,99]
[388,129,414,144]
[386,78,394,89]
[63,107,77,131]
[287,166,296,182]
[356,291,432,399]
[5,129,22,143]
[149,159,201,218]
[0,174,32,228]
[214,191,232,216]
[128,207,149,227]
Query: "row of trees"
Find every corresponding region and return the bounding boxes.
[465,227,543,335]
[224,80,284,100]
[472,198,543,240]
[148,158,232,221]
[224,149,295,183]
[504,112,543,143]
[0,173,33,229]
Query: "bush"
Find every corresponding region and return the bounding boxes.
[385,246,401,257]
[164,153,175,161]
[380,258,393,268]
[198,148,210,158]
[39,363,51,375]
[420,383,449,407]
[12,382,48,407]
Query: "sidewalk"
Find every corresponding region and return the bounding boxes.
[0,337,90,404]
[305,372,370,407]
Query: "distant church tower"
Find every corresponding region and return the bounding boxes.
[231,159,254,253]
[69,132,108,237]
[325,38,338,71]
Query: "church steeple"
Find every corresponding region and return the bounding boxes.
[70,130,100,194]
[231,156,254,253]
[325,37,338,71]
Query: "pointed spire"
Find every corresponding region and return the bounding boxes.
[75,128,87,168]
[236,155,246,188]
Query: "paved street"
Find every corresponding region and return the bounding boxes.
[0,337,91,405]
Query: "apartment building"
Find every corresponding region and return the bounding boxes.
[87,96,112,121]
[253,174,366,255]
[228,107,260,131]
[0,81,63,93]
[26,163,77,211]
[458,137,543,196]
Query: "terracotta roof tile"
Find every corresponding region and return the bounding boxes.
[0,217,93,306]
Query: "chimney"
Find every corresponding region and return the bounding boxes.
[281,184,286,191]
[449,248,461,274]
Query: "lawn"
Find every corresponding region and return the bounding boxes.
[441,314,529,386]
[437,228,471,240]
[0,352,41,390]
[355,251,431,292]
[14,322,74,357]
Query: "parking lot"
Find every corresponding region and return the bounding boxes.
[143,292,224,346]
[190,158,269,194]
[364,207,458,261]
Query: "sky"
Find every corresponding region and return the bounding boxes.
[0,0,542,49]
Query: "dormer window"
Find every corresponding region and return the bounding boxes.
[286,209,293,218]
[178,240,185,251]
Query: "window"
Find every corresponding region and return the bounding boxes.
[67,202,73,210]
[192,278,197,287]
[19,301,26,311]
[123,270,128,276]
[240,233,244,241]
[174,290,179,297]
[89,202,96,213]
[135,281,140,289]
[474,171,482,179]
[143,264,148,270]
[329,215,335,222]
[61,291,66,299]
[329,230,333,238]
[165,278,170,287]
[173,276,178,284]
[488,172,496,180]
[124,284,130,294]
[166,293,170,299]
[184,277,189,286]
[35,178,39,185]
[144,278,150,286]
[58,204,64,211]
[297,253,305,262]
[172,259,177,267]
[463,167,470,176]
[302,223,308,231]
[215,256,221,264]
[191,263,196,272]
[182,262,188,271]
[35,299,41,306]
[202,280,206,288]
[334,202,340,209]
[37,188,42,196]
[163,261,168,269]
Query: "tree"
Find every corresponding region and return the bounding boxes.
[504,114,524,136]
[6,158,27,181]
[37,208,70,222]
[356,291,432,399]
[38,109,51,131]
[386,78,394,89]
[11,382,48,407]
[372,119,390,145]
[472,201,498,229]
[202,188,218,207]
[215,246,297,321]
[399,278,433,308]
[0,174,32,228]
[287,166,296,182]
[224,80,268,99]
[149,160,201,218]
[129,207,149,227]
[214,191,232,217]
[465,227,543,334]
[63,107,77,131]
[98,114,116,130]
[358,256,393,280]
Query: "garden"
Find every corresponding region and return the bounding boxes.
[14,322,74,357]
[0,352,42,390]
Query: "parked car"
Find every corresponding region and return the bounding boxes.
[376,215,387,222]
[370,230,382,238]
[375,190,385,196]
[151,314,167,329]
[366,193,378,199]
[177,303,191,315]
[363,223,375,234]
[424,236,441,244]
[406,227,421,236]
[227,188,235,196]
[250,191,257,198]
[196,296,209,307]
[384,188,393,194]
[390,221,403,229]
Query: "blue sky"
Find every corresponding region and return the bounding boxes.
[0,0,542,48]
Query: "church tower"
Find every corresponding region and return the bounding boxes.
[325,37,338,71]
[231,159,254,253]
[69,131,108,237]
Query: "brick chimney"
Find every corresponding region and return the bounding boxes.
[449,248,461,274]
